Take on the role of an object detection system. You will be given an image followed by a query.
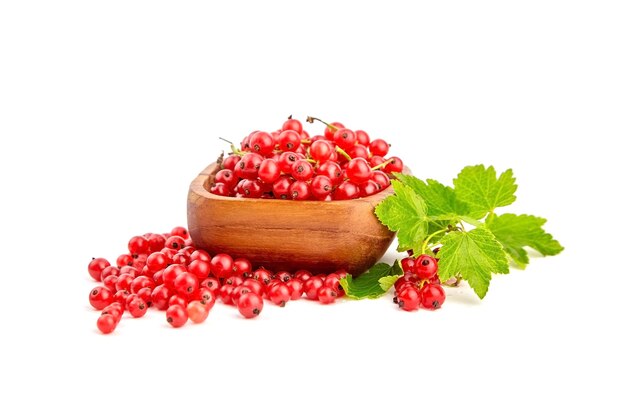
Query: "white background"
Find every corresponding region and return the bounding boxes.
[1,1,624,416]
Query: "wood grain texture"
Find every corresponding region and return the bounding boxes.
[187,163,399,276]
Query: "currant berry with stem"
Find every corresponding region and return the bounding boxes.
[306,116,344,140]
[414,255,438,280]
[282,115,303,134]
[346,157,372,184]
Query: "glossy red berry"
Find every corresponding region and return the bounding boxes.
[369,139,390,157]
[420,283,446,310]
[414,255,438,279]
[97,314,117,334]
[282,118,303,134]
[258,159,281,184]
[151,285,172,310]
[210,253,234,278]
[128,236,150,255]
[268,282,290,307]
[333,128,356,150]
[346,157,372,184]
[285,278,304,300]
[249,131,276,156]
[174,272,199,296]
[187,301,210,324]
[88,257,111,281]
[278,130,301,151]
[89,286,113,310]
[237,292,264,319]
[127,296,148,318]
[166,304,188,328]
[397,285,421,311]
[165,235,185,251]
[317,286,337,304]
[303,276,324,300]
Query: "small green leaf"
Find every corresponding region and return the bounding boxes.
[454,165,517,218]
[375,180,429,252]
[341,261,402,300]
[485,213,564,268]
[438,228,509,299]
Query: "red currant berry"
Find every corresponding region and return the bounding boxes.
[346,157,372,184]
[282,117,303,134]
[187,301,210,324]
[311,175,333,200]
[242,279,264,296]
[128,236,150,255]
[168,294,188,308]
[210,183,230,196]
[218,284,235,305]
[210,253,233,278]
[333,128,356,150]
[333,181,360,200]
[151,285,172,310]
[249,131,276,156]
[278,129,301,152]
[291,159,314,181]
[317,161,343,185]
[190,249,211,263]
[268,282,290,307]
[369,139,390,157]
[317,286,337,304]
[97,314,117,334]
[383,157,403,173]
[215,169,238,189]
[116,253,133,268]
[188,259,210,279]
[359,180,380,197]
[285,278,304,300]
[130,275,154,294]
[420,283,446,310]
[289,180,311,200]
[252,268,273,285]
[258,159,281,184]
[165,235,185,251]
[146,252,168,273]
[196,287,216,309]
[397,285,421,311]
[166,304,188,328]
[232,258,253,278]
[222,154,241,170]
[414,255,438,279]
[89,286,113,310]
[355,129,370,146]
[237,292,264,319]
[127,296,148,318]
[170,226,189,239]
[272,175,294,199]
[324,121,345,140]
[303,276,324,300]
[88,257,110,281]
[236,152,264,180]
[310,139,335,162]
[200,277,221,292]
[370,171,391,190]
[147,234,166,252]
[174,272,199,296]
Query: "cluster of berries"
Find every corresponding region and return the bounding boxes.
[393,254,447,311]
[87,227,348,334]
[210,116,403,200]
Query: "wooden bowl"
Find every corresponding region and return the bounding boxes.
[187,163,397,276]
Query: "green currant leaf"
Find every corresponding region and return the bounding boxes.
[395,173,469,218]
[340,261,402,300]
[438,228,509,299]
[453,165,517,218]
[375,180,429,252]
[485,213,564,268]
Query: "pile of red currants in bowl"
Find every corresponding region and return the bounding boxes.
[210,116,403,200]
